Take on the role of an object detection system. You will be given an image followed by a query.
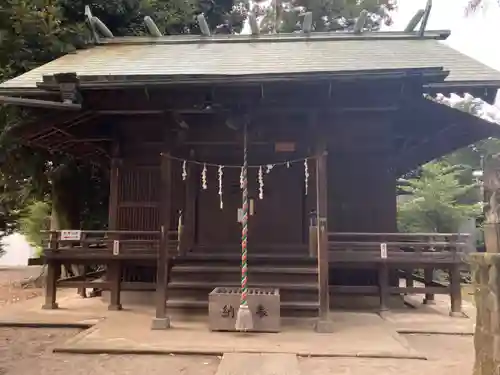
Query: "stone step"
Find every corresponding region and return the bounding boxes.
[215,353,300,375]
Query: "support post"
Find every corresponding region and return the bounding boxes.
[106,155,122,307]
[484,154,500,253]
[378,262,389,311]
[42,262,60,309]
[423,267,435,304]
[450,263,463,317]
[107,261,122,310]
[152,153,172,330]
[314,146,333,333]
[182,159,197,254]
[42,232,59,309]
[404,268,414,288]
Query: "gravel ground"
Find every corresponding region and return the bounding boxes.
[299,334,474,375]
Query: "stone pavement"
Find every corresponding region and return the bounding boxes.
[52,309,423,358]
[215,353,300,375]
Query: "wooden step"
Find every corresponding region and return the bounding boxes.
[174,253,316,266]
[168,281,319,302]
[169,281,318,290]
[171,265,317,274]
[170,265,318,284]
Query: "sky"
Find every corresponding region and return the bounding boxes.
[386,0,500,106]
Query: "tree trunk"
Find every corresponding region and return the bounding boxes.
[50,162,82,278]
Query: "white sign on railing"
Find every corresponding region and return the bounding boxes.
[380,243,388,259]
[60,230,81,241]
[113,240,120,255]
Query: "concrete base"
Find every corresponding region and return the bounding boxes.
[314,319,334,333]
[42,302,59,310]
[449,311,465,318]
[151,317,171,330]
[108,304,122,311]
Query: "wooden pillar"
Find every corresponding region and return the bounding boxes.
[108,157,120,230]
[152,152,172,330]
[107,156,122,310]
[404,268,414,288]
[423,267,435,304]
[314,145,333,333]
[378,262,390,311]
[107,260,122,310]
[484,154,500,253]
[42,233,60,310]
[449,264,463,317]
[182,159,197,254]
[42,218,60,309]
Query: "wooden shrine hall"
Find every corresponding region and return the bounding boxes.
[2,10,500,331]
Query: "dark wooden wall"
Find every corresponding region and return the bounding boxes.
[327,114,397,232]
[108,105,398,244]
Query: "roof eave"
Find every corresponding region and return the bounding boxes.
[32,67,448,91]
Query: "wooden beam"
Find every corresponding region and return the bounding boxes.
[353,10,368,34]
[0,95,82,110]
[144,16,162,37]
[418,0,432,37]
[404,9,425,32]
[249,13,260,35]
[152,152,173,330]
[197,14,211,36]
[302,12,313,34]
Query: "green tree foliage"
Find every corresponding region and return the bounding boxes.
[398,162,481,233]
[18,200,51,255]
[256,0,396,33]
[465,0,500,16]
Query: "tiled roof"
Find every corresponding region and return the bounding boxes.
[2,32,500,90]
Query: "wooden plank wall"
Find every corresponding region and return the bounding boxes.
[327,114,397,232]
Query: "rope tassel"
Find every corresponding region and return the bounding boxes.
[235,124,253,332]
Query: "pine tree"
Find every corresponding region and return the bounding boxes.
[398,162,481,233]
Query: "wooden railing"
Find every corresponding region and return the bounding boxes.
[328,232,470,264]
[42,229,179,260]
[326,232,470,314]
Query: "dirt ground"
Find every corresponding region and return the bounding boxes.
[0,327,220,375]
[0,266,43,308]
[0,266,476,375]
[0,267,219,375]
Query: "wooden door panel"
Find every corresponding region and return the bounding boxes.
[196,167,241,245]
[250,164,305,244]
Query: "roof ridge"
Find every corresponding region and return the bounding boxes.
[96,29,451,46]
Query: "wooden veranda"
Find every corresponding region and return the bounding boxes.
[2,26,500,330]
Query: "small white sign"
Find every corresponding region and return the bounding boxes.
[113,240,120,255]
[380,243,388,259]
[237,208,243,223]
[60,230,81,241]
